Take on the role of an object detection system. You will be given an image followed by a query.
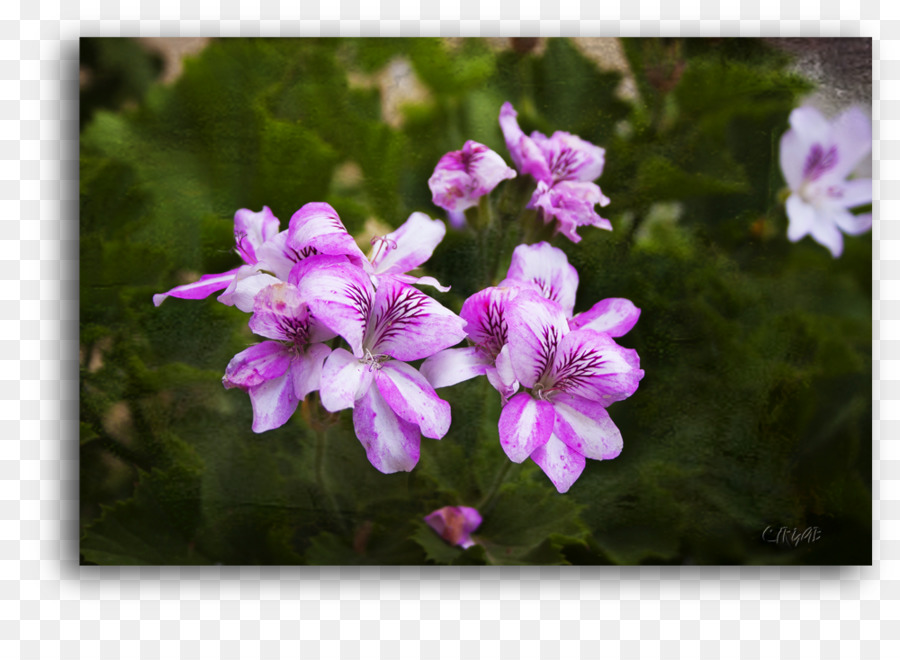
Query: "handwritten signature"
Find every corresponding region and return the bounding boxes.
[762,525,822,546]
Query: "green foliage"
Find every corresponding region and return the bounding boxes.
[80,37,870,565]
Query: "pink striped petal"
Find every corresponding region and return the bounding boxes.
[420,347,490,389]
[530,180,612,244]
[246,371,299,433]
[497,392,555,463]
[223,341,291,391]
[233,206,280,265]
[428,142,516,213]
[505,290,569,388]
[548,328,643,404]
[552,393,623,460]
[503,242,578,318]
[353,384,421,474]
[530,432,586,494]
[290,255,374,357]
[153,268,241,307]
[367,279,466,362]
[248,282,310,342]
[569,298,641,338]
[460,286,520,356]
[287,202,366,265]
[536,130,606,183]
[376,361,451,440]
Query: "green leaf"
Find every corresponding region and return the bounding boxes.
[81,466,206,565]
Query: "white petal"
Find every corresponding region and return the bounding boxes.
[247,371,298,433]
[497,392,555,463]
[367,279,466,362]
[570,298,641,338]
[529,432,586,494]
[217,269,281,313]
[831,107,872,181]
[831,208,872,237]
[376,361,451,439]
[319,348,374,413]
[291,343,333,401]
[836,178,873,209]
[353,384,421,474]
[504,242,579,318]
[779,130,808,191]
[552,393,623,460]
[810,215,845,258]
[785,194,815,242]
[420,347,490,389]
[371,212,446,276]
[505,290,569,388]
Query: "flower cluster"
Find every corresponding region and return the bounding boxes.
[423,242,644,493]
[156,203,465,473]
[500,102,612,243]
[156,102,643,501]
[428,102,612,243]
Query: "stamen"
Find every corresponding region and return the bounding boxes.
[369,235,398,263]
[359,348,390,371]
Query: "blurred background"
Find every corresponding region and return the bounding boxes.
[79,37,872,565]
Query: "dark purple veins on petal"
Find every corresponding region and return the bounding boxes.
[370,286,429,347]
[287,245,319,264]
[459,148,482,173]
[277,316,310,347]
[534,323,561,383]
[803,143,838,182]
[478,299,508,355]
[549,148,581,182]
[343,281,372,325]
[549,343,606,393]
[532,277,561,305]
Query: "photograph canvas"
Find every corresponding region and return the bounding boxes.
[79,37,873,566]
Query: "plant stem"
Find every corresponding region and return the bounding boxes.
[306,395,348,534]
[478,459,517,512]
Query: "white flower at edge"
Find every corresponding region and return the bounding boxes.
[779,106,872,257]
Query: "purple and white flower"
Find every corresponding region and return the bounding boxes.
[499,290,644,493]
[424,506,482,549]
[222,281,335,433]
[428,140,517,218]
[291,255,467,474]
[779,106,872,257]
[499,102,612,243]
[421,285,521,401]
[422,242,641,403]
[500,242,640,337]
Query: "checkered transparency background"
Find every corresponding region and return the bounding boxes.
[1,0,897,657]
